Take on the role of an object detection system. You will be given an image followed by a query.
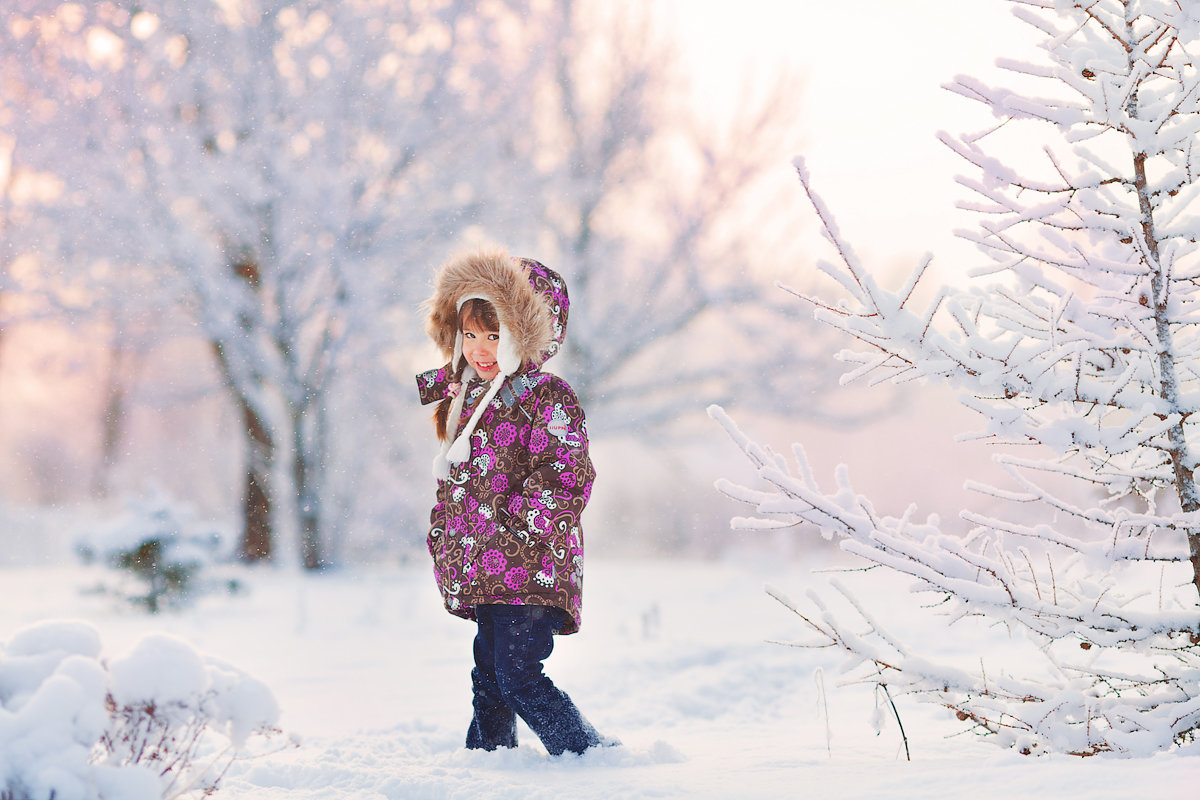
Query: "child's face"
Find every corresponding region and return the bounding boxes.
[462,317,501,380]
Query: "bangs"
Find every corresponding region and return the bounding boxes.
[459,298,500,332]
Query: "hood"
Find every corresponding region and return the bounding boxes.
[423,246,571,477]
[424,246,569,373]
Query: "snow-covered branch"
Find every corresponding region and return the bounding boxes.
[714,0,1200,756]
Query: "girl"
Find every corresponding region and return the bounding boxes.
[416,246,606,755]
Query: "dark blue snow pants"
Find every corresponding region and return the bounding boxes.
[465,604,600,755]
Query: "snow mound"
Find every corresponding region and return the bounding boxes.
[0,619,283,800]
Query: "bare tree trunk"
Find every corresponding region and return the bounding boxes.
[208,255,280,563]
[292,407,323,570]
[92,338,130,499]
[1128,71,1200,601]
[239,396,274,562]
[210,326,276,563]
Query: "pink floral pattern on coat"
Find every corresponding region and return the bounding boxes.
[417,258,593,635]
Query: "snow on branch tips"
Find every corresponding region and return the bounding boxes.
[713,0,1200,757]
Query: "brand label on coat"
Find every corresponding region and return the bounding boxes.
[547,407,579,445]
[548,419,570,440]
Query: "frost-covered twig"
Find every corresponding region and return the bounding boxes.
[714,0,1200,757]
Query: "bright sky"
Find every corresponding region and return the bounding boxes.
[662,1,1046,508]
[666,0,1040,287]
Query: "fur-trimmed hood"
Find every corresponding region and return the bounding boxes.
[424,246,569,373]
[421,246,571,477]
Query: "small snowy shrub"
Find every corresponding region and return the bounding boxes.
[76,490,233,613]
[0,620,286,800]
[99,634,287,798]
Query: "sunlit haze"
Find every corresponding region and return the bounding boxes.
[667,0,1038,284]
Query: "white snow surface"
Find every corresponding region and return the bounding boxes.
[2,557,1197,799]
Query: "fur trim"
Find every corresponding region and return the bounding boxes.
[424,246,556,369]
[425,246,558,477]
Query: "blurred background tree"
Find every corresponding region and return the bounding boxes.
[0,0,851,567]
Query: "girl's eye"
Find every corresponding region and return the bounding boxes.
[488,334,500,341]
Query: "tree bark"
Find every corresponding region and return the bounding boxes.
[1121,4,1200,598]
[239,396,274,562]
[210,256,279,563]
[292,408,323,570]
[92,339,130,499]
[1131,125,1200,601]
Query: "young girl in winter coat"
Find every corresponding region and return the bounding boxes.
[416,246,606,755]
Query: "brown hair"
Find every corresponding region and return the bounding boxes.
[459,297,500,334]
[434,298,500,441]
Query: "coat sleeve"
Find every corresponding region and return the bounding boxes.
[506,379,595,540]
[416,364,455,406]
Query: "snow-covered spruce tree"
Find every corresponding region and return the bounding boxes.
[712,0,1200,756]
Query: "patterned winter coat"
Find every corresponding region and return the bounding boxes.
[416,248,594,634]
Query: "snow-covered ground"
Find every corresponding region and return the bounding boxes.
[3,556,1197,799]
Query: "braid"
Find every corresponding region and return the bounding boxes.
[433,298,499,441]
[433,360,466,441]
